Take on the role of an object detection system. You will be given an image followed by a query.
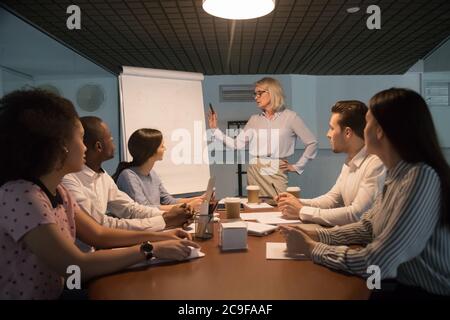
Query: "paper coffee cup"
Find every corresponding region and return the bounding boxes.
[246,185,260,203]
[224,197,241,219]
[286,186,301,198]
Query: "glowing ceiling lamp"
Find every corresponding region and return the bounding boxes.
[202,0,275,20]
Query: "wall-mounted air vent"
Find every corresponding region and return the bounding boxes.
[424,81,449,106]
[219,85,254,102]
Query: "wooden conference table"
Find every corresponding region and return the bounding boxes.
[88,208,370,300]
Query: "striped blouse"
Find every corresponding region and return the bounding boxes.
[311,161,450,295]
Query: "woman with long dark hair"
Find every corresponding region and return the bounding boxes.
[0,90,198,299]
[280,88,450,297]
[113,129,204,211]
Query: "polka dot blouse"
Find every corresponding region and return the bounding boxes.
[0,180,79,299]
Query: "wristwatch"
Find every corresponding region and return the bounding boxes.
[140,241,154,260]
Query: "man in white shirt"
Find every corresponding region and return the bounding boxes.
[277,100,385,226]
[63,116,192,232]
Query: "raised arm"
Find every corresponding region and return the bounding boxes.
[209,111,254,150]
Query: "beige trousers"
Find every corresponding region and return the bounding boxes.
[247,158,288,198]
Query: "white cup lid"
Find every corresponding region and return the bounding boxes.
[246,185,260,191]
[225,197,241,203]
[286,186,301,192]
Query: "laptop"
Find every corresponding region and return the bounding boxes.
[203,176,218,215]
[204,176,215,203]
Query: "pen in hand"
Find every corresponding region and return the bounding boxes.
[208,103,218,129]
[271,183,279,198]
[209,103,215,115]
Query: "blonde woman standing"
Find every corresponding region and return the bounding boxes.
[208,77,318,198]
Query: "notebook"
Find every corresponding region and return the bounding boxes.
[243,202,273,209]
[257,216,301,225]
[240,212,301,225]
[240,211,282,220]
[246,221,278,236]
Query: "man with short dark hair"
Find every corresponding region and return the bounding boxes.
[63,116,192,232]
[277,101,385,226]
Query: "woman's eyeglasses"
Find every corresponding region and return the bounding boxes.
[253,90,268,98]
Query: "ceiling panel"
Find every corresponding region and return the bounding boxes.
[1,0,449,75]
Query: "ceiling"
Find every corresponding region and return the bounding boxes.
[1,0,450,75]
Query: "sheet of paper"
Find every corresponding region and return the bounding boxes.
[246,221,277,236]
[243,202,273,209]
[240,211,282,221]
[266,242,307,260]
[257,216,301,225]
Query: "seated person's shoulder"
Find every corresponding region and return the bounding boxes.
[366,154,384,168]
[0,180,56,240]
[409,162,439,180]
[1,180,55,214]
[1,179,40,195]
[117,168,140,181]
[58,183,73,198]
[62,171,82,184]
[116,169,145,191]
[397,163,439,191]
[149,170,161,179]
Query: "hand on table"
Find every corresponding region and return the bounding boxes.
[276,192,303,219]
[152,239,200,261]
[279,225,317,259]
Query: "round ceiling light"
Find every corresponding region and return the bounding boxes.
[202,0,275,20]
